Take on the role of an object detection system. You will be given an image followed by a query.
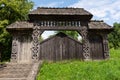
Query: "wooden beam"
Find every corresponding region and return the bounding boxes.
[34,26,82,30]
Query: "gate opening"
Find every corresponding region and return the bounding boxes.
[40,30,83,61]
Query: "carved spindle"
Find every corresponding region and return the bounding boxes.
[78,21,81,27]
[75,21,78,26]
[53,21,55,26]
[50,21,52,26]
[44,21,46,26]
[41,21,43,26]
[47,21,49,27]
[68,21,71,26]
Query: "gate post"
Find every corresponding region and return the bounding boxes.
[32,22,43,62]
[79,22,91,60]
[102,34,109,59]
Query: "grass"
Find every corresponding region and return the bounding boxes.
[37,49,120,80]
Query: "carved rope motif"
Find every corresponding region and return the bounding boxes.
[79,27,90,59]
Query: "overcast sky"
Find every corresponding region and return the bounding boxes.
[32,0,120,39]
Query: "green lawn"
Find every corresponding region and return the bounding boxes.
[37,49,120,80]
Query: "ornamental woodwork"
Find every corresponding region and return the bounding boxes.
[32,22,44,61]
[78,27,90,59]
[33,21,81,27]
[11,36,18,62]
[7,8,112,63]
[33,21,91,60]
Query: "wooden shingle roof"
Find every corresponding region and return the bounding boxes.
[7,21,33,30]
[29,7,93,16]
[29,7,93,21]
[88,20,112,30]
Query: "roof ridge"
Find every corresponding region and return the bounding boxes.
[90,20,104,22]
[37,7,84,9]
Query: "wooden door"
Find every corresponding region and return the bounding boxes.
[89,35,104,59]
[18,35,32,63]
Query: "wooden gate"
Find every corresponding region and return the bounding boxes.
[40,32,83,61]
[89,35,104,59]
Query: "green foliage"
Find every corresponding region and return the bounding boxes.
[37,49,120,80]
[55,31,79,40]
[108,22,120,49]
[0,0,33,61]
[0,0,33,22]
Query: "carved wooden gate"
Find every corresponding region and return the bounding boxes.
[39,33,83,61]
[6,7,112,63]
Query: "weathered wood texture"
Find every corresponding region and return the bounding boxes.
[7,20,112,30]
[40,33,83,61]
[11,31,33,63]
[89,35,104,59]
[6,8,113,63]
[29,7,93,21]
[18,34,32,63]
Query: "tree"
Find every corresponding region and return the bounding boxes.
[0,0,33,61]
[108,22,120,49]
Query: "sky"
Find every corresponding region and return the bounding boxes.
[31,0,120,39]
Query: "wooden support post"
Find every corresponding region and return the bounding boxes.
[79,22,91,60]
[103,34,109,59]
[32,22,43,62]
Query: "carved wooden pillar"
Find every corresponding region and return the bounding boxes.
[103,34,109,59]
[79,22,91,60]
[11,34,18,62]
[32,22,43,62]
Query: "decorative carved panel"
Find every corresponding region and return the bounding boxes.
[35,21,81,27]
[11,36,18,62]
[78,22,91,60]
[32,22,44,61]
